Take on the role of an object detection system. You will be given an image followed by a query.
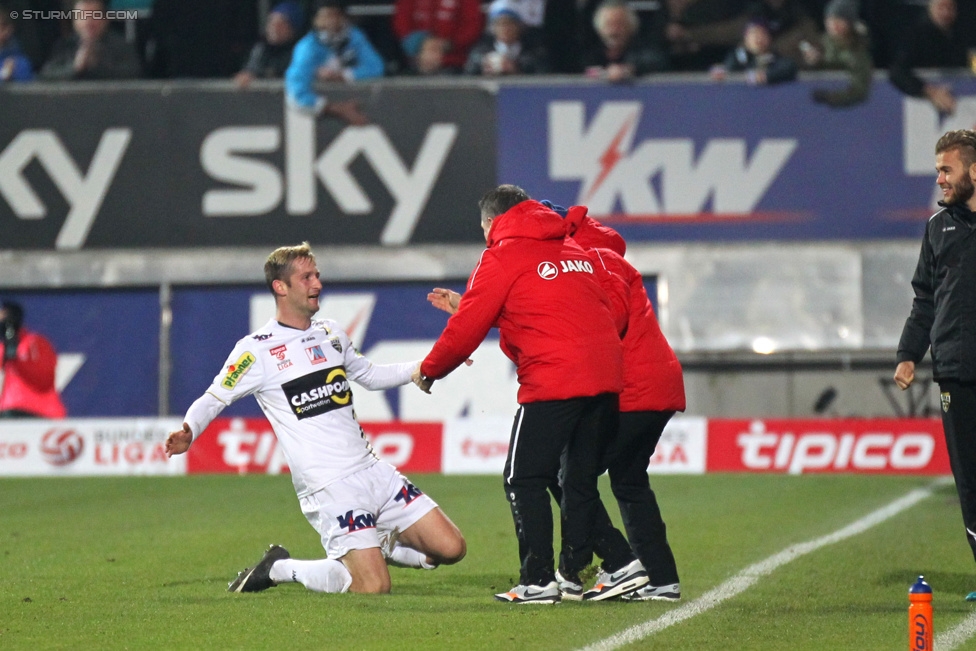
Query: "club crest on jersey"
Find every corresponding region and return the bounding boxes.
[337,509,376,532]
[329,337,342,353]
[222,352,255,389]
[942,392,951,413]
[305,345,328,365]
[537,261,558,280]
[269,345,287,360]
[394,482,424,506]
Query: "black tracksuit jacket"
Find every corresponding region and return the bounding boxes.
[898,202,976,381]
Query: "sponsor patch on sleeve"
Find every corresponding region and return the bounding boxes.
[222,352,256,389]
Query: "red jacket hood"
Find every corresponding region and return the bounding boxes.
[564,206,627,256]
[487,200,567,248]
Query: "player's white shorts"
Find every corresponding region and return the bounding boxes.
[299,460,438,560]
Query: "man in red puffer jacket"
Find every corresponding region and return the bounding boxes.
[420,185,648,604]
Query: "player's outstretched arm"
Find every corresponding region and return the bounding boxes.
[411,364,434,394]
[165,424,193,457]
[427,288,461,315]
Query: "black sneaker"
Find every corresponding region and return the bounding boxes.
[227,544,290,593]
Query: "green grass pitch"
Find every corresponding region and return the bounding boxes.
[2,473,974,649]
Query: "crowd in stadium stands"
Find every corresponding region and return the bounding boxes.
[1,0,975,109]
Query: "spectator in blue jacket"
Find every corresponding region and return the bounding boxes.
[285,0,382,124]
[0,6,34,82]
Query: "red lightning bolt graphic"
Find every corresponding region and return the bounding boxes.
[583,114,636,203]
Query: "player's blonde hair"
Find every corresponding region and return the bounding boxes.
[264,242,316,292]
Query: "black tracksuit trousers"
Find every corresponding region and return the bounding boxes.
[502,393,619,586]
[938,380,976,565]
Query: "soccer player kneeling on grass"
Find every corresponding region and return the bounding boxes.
[165,242,465,594]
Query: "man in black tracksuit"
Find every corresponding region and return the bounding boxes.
[896,129,976,600]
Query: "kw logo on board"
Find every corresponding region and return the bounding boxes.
[548,101,796,220]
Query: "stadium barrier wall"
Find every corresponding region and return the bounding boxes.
[0,416,948,477]
[0,278,941,422]
[4,74,976,251]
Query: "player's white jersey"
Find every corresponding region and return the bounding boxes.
[189,318,417,497]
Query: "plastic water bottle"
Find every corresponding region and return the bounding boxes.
[909,575,933,650]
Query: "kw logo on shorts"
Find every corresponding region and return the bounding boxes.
[337,509,376,532]
[394,482,424,506]
[942,391,951,413]
[222,352,256,389]
[282,366,351,419]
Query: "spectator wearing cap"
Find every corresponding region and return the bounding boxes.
[0,6,34,81]
[234,1,303,88]
[464,4,550,76]
[284,0,382,124]
[402,33,457,75]
[40,0,141,80]
[710,18,797,84]
[889,0,969,115]
[393,0,484,72]
[582,0,668,82]
[801,0,873,107]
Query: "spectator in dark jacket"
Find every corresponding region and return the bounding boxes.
[234,1,303,88]
[0,7,33,81]
[801,0,872,107]
[889,0,971,115]
[666,0,819,70]
[710,18,797,84]
[40,0,141,80]
[464,4,549,76]
[582,0,668,81]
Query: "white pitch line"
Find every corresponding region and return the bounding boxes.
[936,610,976,650]
[579,477,954,651]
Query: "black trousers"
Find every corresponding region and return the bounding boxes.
[938,380,976,565]
[605,410,679,585]
[552,410,679,584]
[502,393,618,586]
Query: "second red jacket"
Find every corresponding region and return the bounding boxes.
[568,206,686,413]
[421,200,623,404]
